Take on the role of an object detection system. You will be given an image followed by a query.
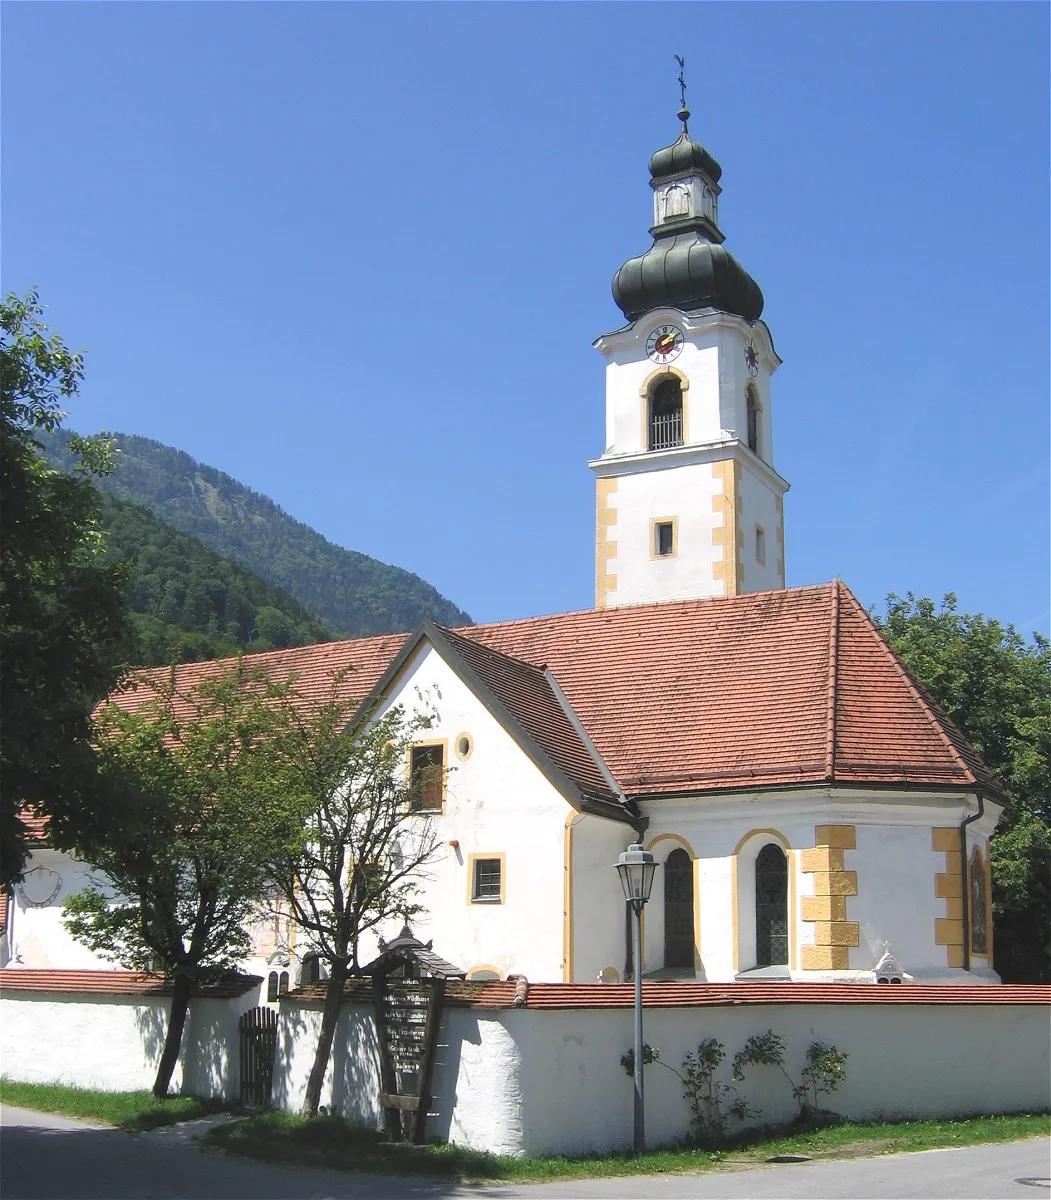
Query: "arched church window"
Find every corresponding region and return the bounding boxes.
[970,848,988,955]
[649,377,683,450]
[267,971,279,1003]
[755,844,788,966]
[746,382,761,456]
[664,848,695,970]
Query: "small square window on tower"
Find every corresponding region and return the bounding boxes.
[470,855,504,903]
[652,518,676,558]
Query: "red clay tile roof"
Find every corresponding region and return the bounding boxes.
[287,978,1049,1009]
[431,625,620,805]
[0,969,261,998]
[99,582,1003,802]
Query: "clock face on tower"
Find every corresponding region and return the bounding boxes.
[645,324,684,364]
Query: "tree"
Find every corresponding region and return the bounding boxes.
[875,593,1050,982]
[0,289,131,887]
[63,661,304,1097]
[259,673,441,1115]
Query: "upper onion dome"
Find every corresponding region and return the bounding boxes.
[611,106,763,323]
[648,128,723,185]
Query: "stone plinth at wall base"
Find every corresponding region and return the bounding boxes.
[270,981,1051,1157]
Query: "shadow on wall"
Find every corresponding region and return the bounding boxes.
[426,1011,473,1143]
[133,1001,168,1080]
[330,1008,382,1126]
[183,1001,237,1102]
[271,1005,311,1112]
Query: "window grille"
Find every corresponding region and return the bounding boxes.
[664,848,694,969]
[755,844,789,966]
[649,378,684,450]
[472,857,502,902]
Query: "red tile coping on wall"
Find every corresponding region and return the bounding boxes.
[0,969,262,999]
[285,979,1050,1010]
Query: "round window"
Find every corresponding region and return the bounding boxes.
[455,733,473,761]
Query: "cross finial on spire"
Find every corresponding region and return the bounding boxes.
[675,55,690,134]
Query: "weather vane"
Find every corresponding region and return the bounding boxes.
[675,54,690,130]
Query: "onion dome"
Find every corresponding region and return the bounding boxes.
[613,237,763,324]
[612,107,764,323]
[649,130,722,185]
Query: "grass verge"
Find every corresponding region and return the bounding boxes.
[206,1110,1050,1181]
[0,1079,229,1132]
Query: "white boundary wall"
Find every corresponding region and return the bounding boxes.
[0,990,258,1101]
[274,998,1051,1156]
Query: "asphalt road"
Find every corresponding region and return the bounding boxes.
[1,1104,1048,1200]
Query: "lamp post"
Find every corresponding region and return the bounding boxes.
[615,842,657,1155]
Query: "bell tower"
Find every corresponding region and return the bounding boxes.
[591,89,789,609]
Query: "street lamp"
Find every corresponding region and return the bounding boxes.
[615,842,657,1155]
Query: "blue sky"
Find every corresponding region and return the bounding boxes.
[3,3,1048,635]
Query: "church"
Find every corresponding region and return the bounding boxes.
[3,104,1003,989]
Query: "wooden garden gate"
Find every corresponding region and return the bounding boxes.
[238,1006,278,1106]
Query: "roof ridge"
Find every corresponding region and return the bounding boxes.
[459,582,835,636]
[837,585,977,787]
[825,581,840,779]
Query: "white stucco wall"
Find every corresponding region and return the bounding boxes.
[598,459,726,606]
[597,309,779,458]
[358,641,585,982]
[737,463,785,592]
[505,1001,1051,1156]
[0,989,257,1100]
[591,309,786,607]
[272,995,1051,1157]
[642,792,1001,984]
[271,1001,383,1124]
[569,812,635,983]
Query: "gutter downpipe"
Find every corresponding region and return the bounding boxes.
[959,793,985,972]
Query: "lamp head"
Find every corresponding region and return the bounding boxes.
[615,843,658,908]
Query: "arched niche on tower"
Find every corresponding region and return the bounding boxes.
[639,365,690,451]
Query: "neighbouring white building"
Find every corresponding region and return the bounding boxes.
[4,105,1004,993]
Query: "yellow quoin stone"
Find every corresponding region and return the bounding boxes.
[932,826,965,968]
[801,825,857,971]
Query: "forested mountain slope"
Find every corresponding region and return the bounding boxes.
[41,431,472,637]
[99,492,330,666]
